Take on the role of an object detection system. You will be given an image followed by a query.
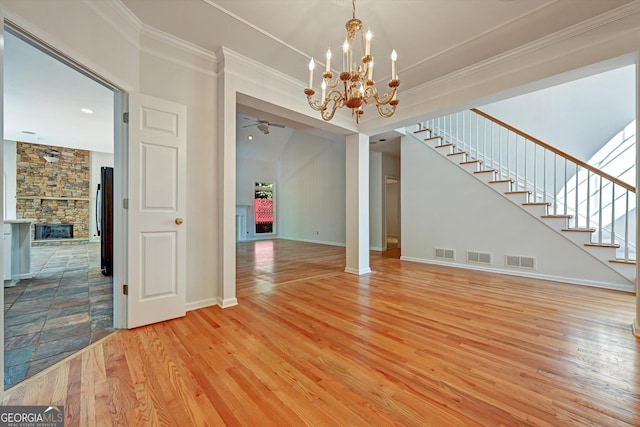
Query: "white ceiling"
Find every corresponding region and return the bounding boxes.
[3,31,114,153]
[3,0,637,156]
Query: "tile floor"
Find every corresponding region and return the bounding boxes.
[4,242,114,389]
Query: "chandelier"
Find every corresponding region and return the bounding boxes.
[304,0,399,124]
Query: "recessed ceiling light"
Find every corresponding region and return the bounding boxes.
[379,138,387,142]
[81,108,94,114]
[21,130,36,135]
[247,135,253,141]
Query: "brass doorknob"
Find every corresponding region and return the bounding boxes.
[175,217,184,225]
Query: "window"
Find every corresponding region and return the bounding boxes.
[254,182,274,234]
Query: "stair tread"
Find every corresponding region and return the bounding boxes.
[505,191,531,195]
[474,169,496,174]
[561,228,596,232]
[523,202,551,206]
[413,128,431,134]
[585,243,620,248]
[461,159,482,164]
[609,259,636,265]
[489,179,513,184]
[447,152,467,156]
[425,136,442,142]
[541,215,572,218]
[434,143,453,148]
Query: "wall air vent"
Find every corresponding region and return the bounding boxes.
[505,255,536,270]
[434,248,455,260]
[466,251,492,265]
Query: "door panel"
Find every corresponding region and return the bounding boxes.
[128,93,186,328]
[141,232,177,298]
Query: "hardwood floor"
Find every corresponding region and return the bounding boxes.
[3,239,639,426]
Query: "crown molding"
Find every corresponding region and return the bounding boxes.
[219,47,301,92]
[88,0,217,66]
[404,1,640,100]
[82,0,141,49]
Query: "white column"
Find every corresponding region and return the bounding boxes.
[218,59,238,308]
[634,51,640,337]
[345,133,371,275]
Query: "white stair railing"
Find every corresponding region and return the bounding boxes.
[417,109,636,261]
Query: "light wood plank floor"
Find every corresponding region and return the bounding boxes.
[3,239,639,426]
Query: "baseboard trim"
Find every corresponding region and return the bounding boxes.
[400,256,635,293]
[186,298,218,312]
[344,267,372,275]
[217,296,238,308]
[278,237,346,247]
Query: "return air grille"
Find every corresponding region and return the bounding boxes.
[434,248,455,260]
[466,251,492,265]
[505,255,536,270]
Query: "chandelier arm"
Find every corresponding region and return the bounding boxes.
[376,104,398,118]
[364,86,397,105]
[324,76,342,89]
[320,90,345,121]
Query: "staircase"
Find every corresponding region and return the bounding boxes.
[410,109,636,283]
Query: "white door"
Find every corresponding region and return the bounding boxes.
[127,93,187,328]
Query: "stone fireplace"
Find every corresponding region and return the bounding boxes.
[16,142,90,242]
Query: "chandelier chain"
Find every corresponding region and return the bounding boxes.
[352,0,356,19]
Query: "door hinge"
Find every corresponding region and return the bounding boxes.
[123,198,129,209]
[123,284,128,295]
[123,112,129,123]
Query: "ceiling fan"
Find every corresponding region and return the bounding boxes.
[242,118,285,135]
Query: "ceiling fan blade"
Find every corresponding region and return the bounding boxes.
[242,123,258,128]
[268,123,285,128]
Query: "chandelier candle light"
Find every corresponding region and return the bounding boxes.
[304,0,399,123]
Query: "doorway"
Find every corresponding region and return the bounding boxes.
[2,23,123,389]
[385,177,400,250]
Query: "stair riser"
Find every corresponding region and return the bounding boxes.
[582,245,619,265]
[540,217,570,230]
[488,182,513,193]
[434,145,454,155]
[446,154,467,163]
[521,204,549,216]
[457,161,479,173]
[474,172,497,183]
[424,138,442,148]
[504,193,530,204]
[561,231,594,245]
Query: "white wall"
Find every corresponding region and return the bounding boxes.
[3,140,16,220]
[401,134,633,291]
[369,151,383,250]
[278,130,346,246]
[89,151,114,242]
